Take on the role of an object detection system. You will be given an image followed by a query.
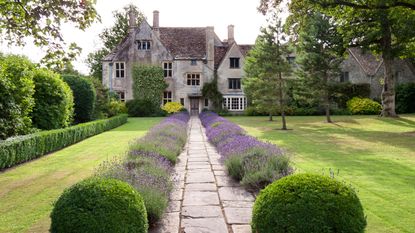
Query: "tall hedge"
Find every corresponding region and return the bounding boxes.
[62,75,96,123]
[31,69,74,130]
[0,54,35,139]
[396,83,415,113]
[0,115,128,170]
[132,65,167,107]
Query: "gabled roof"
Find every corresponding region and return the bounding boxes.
[238,44,253,57]
[348,47,383,76]
[214,43,253,69]
[159,27,207,59]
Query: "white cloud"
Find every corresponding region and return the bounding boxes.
[0,0,267,74]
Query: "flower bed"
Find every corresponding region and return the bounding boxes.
[0,114,128,170]
[95,112,190,224]
[200,111,292,190]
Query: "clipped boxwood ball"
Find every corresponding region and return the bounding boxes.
[252,173,366,233]
[50,177,148,233]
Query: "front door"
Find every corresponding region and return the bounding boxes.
[190,98,199,116]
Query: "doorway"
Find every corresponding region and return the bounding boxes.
[190,98,199,116]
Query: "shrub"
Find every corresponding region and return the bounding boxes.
[31,69,74,130]
[108,100,128,117]
[50,177,148,233]
[330,83,371,108]
[0,115,127,170]
[62,75,96,123]
[126,99,163,117]
[0,54,35,139]
[396,83,415,113]
[347,97,382,115]
[252,173,367,233]
[91,78,111,119]
[162,102,184,114]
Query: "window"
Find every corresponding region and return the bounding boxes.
[117,91,125,102]
[191,60,197,66]
[230,57,240,69]
[163,62,172,77]
[223,96,247,111]
[180,98,185,106]
[163,91,172,105]
[340,72,349,82]
[228,78,241,89]
[115,62,125,78]
[204,98,209,107]
[187,73,201,86]
[286,56,295,64]
[137,40,151,50]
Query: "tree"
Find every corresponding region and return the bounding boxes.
[87,5,145,80]
[259,0,415,117]
[0,0,98,69]
[289,12,344,123]
[31,70,74,130]
[244,15,292,130]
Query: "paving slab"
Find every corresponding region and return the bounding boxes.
[182,191,219,206]
[218,187,255,201]
[232,225,252,233]
[224,207,252,224]
[182,218,228,233]
[182,206,223,218]
[185,171,215,183]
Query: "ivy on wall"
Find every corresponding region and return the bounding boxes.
[132,65,167,106]
[202,71,223,111]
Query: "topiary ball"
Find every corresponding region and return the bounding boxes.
[50,177,148,233]
[252,173,366,233]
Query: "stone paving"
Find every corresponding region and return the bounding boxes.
[151,116,254,233]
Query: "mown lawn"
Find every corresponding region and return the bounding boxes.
[0,117,161,233]
[227,114,415,233]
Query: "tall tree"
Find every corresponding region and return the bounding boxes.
[259,0,415,117]
[244,14,292,129]
[87,5,145,80]
[0,0,98,69]
[288,12,344,123]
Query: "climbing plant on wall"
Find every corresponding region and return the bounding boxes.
[202,72,223,111]
[132,65,167,106]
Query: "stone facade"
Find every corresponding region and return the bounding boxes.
[102,11,252,114]
[340,48,415,99]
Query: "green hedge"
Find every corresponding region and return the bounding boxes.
[0,115,128,170]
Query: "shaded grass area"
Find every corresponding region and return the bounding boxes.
[0,117,161,233]
[227,114,415,233]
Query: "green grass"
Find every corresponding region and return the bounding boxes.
[0,117,161,233]
[227,114,415,233]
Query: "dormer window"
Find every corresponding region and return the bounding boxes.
[230,57,240,69]
[137,40,151,50]
[191,59,197,66]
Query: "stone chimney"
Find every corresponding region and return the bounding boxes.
[228,25,235,44]
[206,26,215,70]
[153,10,160,29]
[128,8,137,33]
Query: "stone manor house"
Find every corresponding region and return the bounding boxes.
[102,11,415,114]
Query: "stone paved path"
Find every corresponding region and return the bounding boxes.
[151,117,254,233]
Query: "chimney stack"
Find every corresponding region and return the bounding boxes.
[206,26,214,69]
[228,25,235,44]
[128,8,137,32]
[153,10,159,29]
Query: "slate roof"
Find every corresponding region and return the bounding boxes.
[214,44,229,69]
[239,44,253,57]
[348,47,383,76]
[159,27,207,59]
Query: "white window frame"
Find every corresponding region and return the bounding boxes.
[163,62,173,78]
[137,40,151,50]
[223,96,247,111]
[163,91,172,105]
[115,62,125,78]
[186,73,201,86]
[228,78,241,90]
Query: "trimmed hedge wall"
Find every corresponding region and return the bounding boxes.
[0,114,128,170]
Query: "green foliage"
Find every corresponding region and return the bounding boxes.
[396,83,415,113]
[252,173,367,233]
[126,99,165,117]
[87,5,145,80]
[31,69,74,130]
[132,65,167,106]
[50,177,148,233]
[0,1,98,69]
[108,100,128,117]
[0,54,36,139]
[91,78,111,119]
[161,102,184,114]
[0,115,128,170]
[347,97,382,115]
[330,83,371,108]
[62,75,96,123]
[202,73,223,111]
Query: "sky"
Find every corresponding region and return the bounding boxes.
[0,0,268,74]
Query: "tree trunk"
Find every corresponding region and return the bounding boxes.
[278,72,287,130]
[380,12,397,117]
[269,113,273,121]
[324,73,332,123]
